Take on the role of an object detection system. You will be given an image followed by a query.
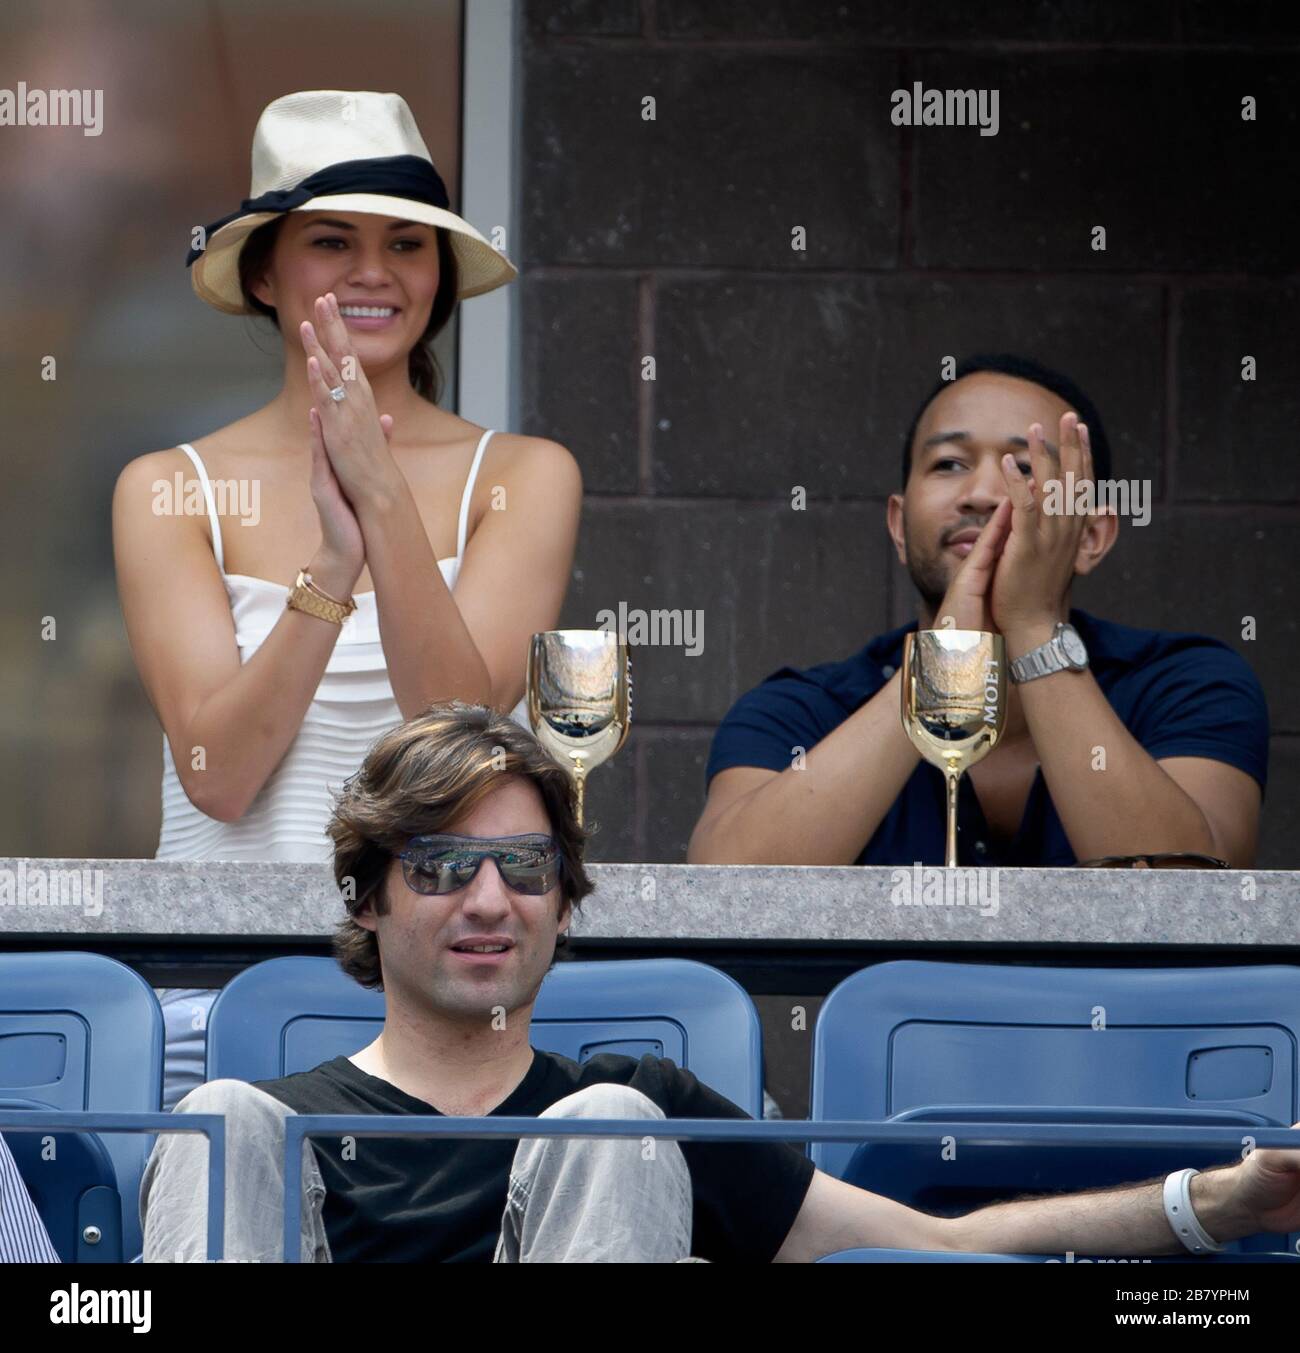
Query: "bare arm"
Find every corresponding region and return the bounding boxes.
[775,1132,1300,1262]
[689,501,1012,865]
[992,415,1262,866]
[944,1163,1250,1257]
[688,671,920,865]
[359,436,582,717]
[353,462,493,716]
[1007,631,1262,866]
[112,450,363,823]
[300,298,582,718]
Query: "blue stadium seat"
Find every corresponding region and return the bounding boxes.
[206,956,763,1117]
[2,1103,123,1261]
[810,961,1300,1254]
[0,952,164,1261]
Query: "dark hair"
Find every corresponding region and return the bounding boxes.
[236,216,460,403]
[901,353,1112,488]
[328,702,595,989]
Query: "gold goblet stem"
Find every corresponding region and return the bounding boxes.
[944,769,960,868]
[572,758,588,829]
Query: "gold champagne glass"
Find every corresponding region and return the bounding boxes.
[901,629,1007,867]
[527,630,631,827]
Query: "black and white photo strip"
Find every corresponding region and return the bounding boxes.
[1,0,1298,1331]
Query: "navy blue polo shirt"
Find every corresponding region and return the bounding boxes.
[704,609,1269,866]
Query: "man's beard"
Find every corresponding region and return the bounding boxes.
[902,519,951,614]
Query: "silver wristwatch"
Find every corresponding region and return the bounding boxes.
[1009,621,1089,684]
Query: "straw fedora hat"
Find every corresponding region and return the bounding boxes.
[186,89,517,314]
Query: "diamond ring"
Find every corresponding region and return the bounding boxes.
[328,385,347,403]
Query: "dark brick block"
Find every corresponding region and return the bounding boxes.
[641,727,714,861]
[524,0,642,38]
[519,273,642,494]
[1073,509,1295,731]
[887,548,919,630]
[659,0,1181,43]
[1183,0,1300,44]
[653,278,884,499]
[576,723,638,862]
[521,47,898,267]
[1175,285,1300,503]
[912,52,1299,272]
[654,275,1163,498]
[559,499,891,723]
[1257,736,1300,870]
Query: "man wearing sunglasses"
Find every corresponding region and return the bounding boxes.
[141,705,1298,1263]
[691,354,1268,870]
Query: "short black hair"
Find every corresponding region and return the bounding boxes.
[901,353,1112,488]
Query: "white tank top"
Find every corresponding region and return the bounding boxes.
[156,429,529,862]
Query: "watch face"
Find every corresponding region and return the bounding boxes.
[1060,627,1088,666]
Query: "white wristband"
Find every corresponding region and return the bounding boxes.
[1163,1168,1225,1254]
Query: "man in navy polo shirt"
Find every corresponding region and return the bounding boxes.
[690,355,1267,868]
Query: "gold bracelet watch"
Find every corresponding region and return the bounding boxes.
[286,569,357,626]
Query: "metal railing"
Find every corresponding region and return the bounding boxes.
[4,1110,1296,1263]
[0,1110,227,1261]
[281,1116,1300,1264]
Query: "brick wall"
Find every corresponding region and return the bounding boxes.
[519,0,1300,867]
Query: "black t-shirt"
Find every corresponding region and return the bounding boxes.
[254,1051,815,1263]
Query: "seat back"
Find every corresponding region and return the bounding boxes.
[3,1100,123,1261]
[811,962,1300,1254]
[0,953,163,1260]
[811,961,1300,1179]
[207,956,763,1116]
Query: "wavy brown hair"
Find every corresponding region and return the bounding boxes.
[237,216,459,403]
[328,702,594,988]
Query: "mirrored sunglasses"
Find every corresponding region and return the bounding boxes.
[398,832,563,896]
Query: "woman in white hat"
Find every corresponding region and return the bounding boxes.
[112,91,582,1108]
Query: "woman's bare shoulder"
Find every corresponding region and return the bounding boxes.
[481,429,582,486]
[117,413,268,484]
[471,432,583,527]
[111,445,210,563]
[112,416,273,558]
[457,430,582,549]
[113,445,206,513]
[118,442,195,478]
[400,415,581,496]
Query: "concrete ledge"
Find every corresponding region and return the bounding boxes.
[0,860,1296,949]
